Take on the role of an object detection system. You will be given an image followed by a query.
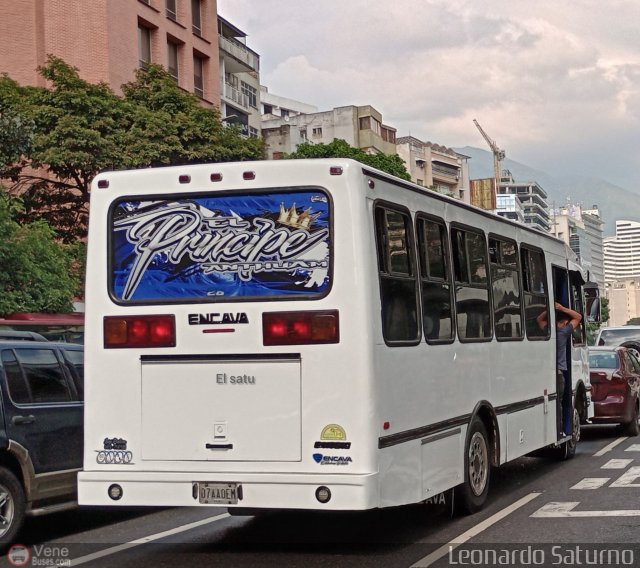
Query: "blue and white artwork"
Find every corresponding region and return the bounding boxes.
[110,190,331,302]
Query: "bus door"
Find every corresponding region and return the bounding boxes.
[552,266,572,438]
[552,266,586,438]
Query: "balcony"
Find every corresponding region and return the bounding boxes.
[222,82,249,110]
[432,163,460,180]
[219,35,259,73]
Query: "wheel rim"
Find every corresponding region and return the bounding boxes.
[0,484,15,538]
[572,408,580,443]
[468,431,488,496]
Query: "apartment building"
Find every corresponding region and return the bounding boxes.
[496,170,551,232]
[261,105,397,159]
[396,137,470,203]
[1,0,223,105]
[261,87,318,119]
[217,16,261,136]
[605,280,640,326]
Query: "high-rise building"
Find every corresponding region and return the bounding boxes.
[496,170,551,232]
[552,204,605,291]
[603,220,640,281]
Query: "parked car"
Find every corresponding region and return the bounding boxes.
[596,325,640,351]
[0,330,48,342]
[588,346,640,435]
[0,340,83,545]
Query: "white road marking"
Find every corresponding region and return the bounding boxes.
[532,502,640,517]
[69,512,231,566]
[624,444,640,452]
[570,478,609,490]
[602,459,633,469]
[610,466,640,487]
[593,437,627,456]
[410,492,541,568]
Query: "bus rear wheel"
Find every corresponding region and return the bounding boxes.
[455,417,490,515]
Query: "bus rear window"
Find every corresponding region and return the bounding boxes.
[109,190,331,303]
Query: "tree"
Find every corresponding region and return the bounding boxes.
[0,57,264,242]
[285,139,411,181]
[0,190,80,316]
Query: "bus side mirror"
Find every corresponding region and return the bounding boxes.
[584,283,601,323]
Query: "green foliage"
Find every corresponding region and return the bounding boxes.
[601,297,610,323]
[286,139,411,181]
[0,190,78,316]
[0,57,264,242]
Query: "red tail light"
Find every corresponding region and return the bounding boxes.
[104,315,176,348]
[263,311,339,346]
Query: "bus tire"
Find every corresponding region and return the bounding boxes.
[0,467,26,546]
[455,417,490,515]
[558,407,580,460]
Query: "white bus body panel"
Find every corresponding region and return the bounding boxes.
[78,158,586,511]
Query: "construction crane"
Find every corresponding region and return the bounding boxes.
[473,119,505,191]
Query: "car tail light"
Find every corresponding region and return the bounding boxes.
[104,315,176,348]
[590,371,607,384]
[263,310,339,346]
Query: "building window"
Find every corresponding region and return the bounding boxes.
[166,0,177,20]
[359,115,381,135]
[248,126,259,138]
[382,127,396,143]
[191,0,201,35]
[167,41,179,80]
[193,54,204,98]
[240,81,258,108]
[138,25,152,68]
[263,104,273,114]
[299,129,307,141]
[281,108,290,118]
[312,127,322,138]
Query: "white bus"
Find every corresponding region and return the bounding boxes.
[78,158,592,514]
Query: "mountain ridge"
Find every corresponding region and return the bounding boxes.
[454,146,639,235]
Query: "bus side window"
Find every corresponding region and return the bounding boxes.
[521,247,550,339]
[416,216,454,343]
[489,237,523,341]
[451,227,491,342]
[374,206,419,344]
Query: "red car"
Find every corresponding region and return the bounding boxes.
[589,346,640,435]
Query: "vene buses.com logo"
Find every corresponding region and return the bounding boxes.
[7,545,30,566]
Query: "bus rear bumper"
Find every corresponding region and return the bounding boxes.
[78,471,379,511]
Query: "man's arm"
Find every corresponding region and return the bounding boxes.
[555,302,582,330]
[536,309,548,330]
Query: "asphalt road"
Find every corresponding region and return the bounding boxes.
[4,424,640,568]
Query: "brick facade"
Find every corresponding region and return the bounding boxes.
[0,0,220,105]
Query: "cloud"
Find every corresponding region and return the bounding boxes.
[217,0,640,190]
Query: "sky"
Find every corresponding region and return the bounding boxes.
[217,0,640,191]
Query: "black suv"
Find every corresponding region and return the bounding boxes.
[0,341,83,544]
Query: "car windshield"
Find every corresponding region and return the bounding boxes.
[589,352,618,369]
[598,329,640,345]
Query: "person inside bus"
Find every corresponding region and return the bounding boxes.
[536,302,582,437]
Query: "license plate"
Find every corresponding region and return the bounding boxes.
[196,482,238,505]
